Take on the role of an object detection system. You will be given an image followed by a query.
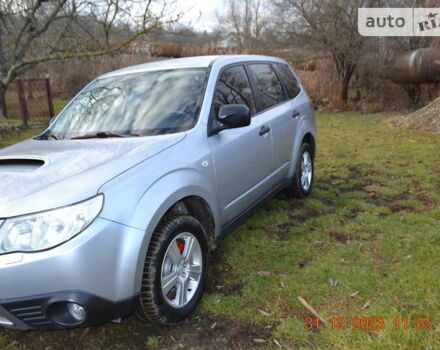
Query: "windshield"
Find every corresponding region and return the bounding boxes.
[40,68,209,139]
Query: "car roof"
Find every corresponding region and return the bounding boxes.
[99,55,287,78]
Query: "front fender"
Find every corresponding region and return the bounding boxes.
[129,168,219,235]
[101,168,219,297]
[134,169,218,296]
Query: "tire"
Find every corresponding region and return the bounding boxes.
[137,215,209,325]
[286,142,314,199]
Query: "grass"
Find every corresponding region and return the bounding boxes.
[0,99,67,147]
[203,112,440,349]
[0,112,439,349]
[0,126,45,147]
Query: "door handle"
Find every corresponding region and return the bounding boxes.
[292,110,301,118]
[259,125,271,136]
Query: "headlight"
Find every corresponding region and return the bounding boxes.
[0,195,103,254]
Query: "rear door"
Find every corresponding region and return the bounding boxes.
[246,63,294,180]
[208,64,274,224]
[271,62,304,169]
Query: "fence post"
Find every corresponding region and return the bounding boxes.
[1,92,6,117]
[16,80,29,128]
[45,78,55,118]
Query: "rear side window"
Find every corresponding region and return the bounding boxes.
[248,63,286,110]
[274,63,301,99]
[213,65,256,117]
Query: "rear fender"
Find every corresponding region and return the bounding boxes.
[288,119,316,178]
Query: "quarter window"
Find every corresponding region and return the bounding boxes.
[274,63,301,99]
[213,65,256,117]
[248,63,286,110]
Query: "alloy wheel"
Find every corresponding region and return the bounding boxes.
[161,232,203,309]
[300,151,313,191]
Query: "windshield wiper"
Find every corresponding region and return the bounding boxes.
[69,131,140,140]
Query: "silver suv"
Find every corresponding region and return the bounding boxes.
[0,55,316,330]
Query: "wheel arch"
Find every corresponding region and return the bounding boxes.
[288,122,317,178]
[302,132,316,159]
[161,195,216,248]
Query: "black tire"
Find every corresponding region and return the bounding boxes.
[137,215,209,325]
[286,142,314,199]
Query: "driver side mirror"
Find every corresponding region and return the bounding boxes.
[210,104,251,135]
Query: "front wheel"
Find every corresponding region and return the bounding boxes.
[137,215,209,325]
[286,142,314,198]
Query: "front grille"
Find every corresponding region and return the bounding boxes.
[4,303,53,328]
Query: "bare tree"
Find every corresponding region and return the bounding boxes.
[0,0,181,118]
[273,0,380,104]
[217,0,269,50]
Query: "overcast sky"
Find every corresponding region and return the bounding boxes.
[178,0,225,32]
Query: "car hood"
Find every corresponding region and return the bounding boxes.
[0,133,185,218]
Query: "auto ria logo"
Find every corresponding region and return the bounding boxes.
[419,12,439,32]
[358,8,440,36]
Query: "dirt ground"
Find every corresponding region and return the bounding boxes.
[1,270,275,350]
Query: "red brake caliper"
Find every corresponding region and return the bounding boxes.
[177,241,185,254]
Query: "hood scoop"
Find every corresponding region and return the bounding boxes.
[0,158,45,173]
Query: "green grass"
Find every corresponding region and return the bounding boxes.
[0,126,45,147]
[0,99,67,147]
[0,112,439,349]
[0,98,68,126]
[202,112,440,349]
[0,118,21,126]
[145,335,162,348]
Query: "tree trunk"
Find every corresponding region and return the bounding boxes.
[337,65,356,104]
[333,54,356,105]
[403,84,421,106]
[0,85,5,118]
[339,80,349,103]
[0,23,5,118]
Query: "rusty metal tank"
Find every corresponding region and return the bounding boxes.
[388,48,440,84]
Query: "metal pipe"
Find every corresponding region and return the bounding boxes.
[387,48,440,84]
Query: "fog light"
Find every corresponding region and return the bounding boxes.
[67,303,86,322]
[0,316,13,326]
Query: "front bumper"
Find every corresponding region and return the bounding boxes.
[0,217,147,330]
[0,291,139,330]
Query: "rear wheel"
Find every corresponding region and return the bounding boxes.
[137,215,208,325]
[286,142,314,198]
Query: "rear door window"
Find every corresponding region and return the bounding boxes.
[213,65,256,117]
[248,63,286,111]
[274,63,301,99]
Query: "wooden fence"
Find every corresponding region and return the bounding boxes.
[2,78,54,127]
